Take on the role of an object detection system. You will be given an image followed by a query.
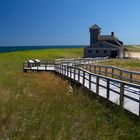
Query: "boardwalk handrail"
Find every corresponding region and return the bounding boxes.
[54,64,140,116]
[23,57,109,70]
[77,64,140,85]
[23,57,140,116]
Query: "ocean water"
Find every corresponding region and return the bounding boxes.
[0,45,85,53]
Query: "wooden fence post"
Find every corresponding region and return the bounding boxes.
[96,76,99,94]
[120,82,124,107]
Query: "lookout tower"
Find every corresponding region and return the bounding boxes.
[89,24,101,45]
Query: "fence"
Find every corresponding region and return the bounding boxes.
[54,64,140,116]
[77,64,140,85]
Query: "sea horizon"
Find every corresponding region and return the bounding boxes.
[0,45,86,53]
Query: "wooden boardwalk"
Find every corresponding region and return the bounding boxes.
[23,57,140,116]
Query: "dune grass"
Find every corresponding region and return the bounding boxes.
[1,48,140,139]
[125,45,140,52]
[100,59,140,71]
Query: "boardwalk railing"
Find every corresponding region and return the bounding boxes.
[23,60,55,71]
[55,57,108,65]
[23,57,140,116]
[23,57,108,71]
[77,64,140,85]
[54,64,140,116]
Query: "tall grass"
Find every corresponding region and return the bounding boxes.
[0,48,140,139]
[100,59,140,71]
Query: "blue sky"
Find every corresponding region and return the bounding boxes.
[0,0,140,46]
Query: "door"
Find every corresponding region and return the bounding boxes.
[111,50,118,58]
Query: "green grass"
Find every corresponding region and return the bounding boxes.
[100,59,140,71]
[125,45,140,52]
[1,48,140,139]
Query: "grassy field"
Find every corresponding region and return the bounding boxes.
[100,59,140,71]
[1,48,140,140]
[125,45,140,52]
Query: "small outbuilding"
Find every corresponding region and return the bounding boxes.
[84,24,125,58]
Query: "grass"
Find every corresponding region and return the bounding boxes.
[125,45,140,52]
[100,59,140,71]
[0,48,140,139]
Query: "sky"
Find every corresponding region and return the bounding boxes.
[0,0,140,46]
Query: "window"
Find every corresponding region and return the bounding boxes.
[96,50,99,53]
[88,50,92,53]
[100,44,103,47]
[104,50,107,53]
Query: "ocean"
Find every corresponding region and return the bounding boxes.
[0,45,85,53]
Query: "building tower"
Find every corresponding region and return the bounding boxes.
[89,24,101,45]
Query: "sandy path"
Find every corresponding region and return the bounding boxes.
[130,52,140,59]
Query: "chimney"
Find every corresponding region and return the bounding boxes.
[111,32,114,37]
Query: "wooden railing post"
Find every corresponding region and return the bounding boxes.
[64,65,66,75]
[70,67,72,78]
[112,68,114,78]
[96,76,99,94]
[67,66,69,77]
[74,67,76,80]
[45,63,47,70]
[130,73,132,83]
[83,71,85,86]
[99,66,101,75]
[60,65,62,74]
[37,63,39,70]
[107,79,110,99]
[90,65,91,72]
[89,73,91,90]
[86,65,88,70]
[139,93,140,117]
[120,70,122,80]
[120,82,124,107]
[105,67,107,76]
[94,66,96,73]
[78,69,80,82]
